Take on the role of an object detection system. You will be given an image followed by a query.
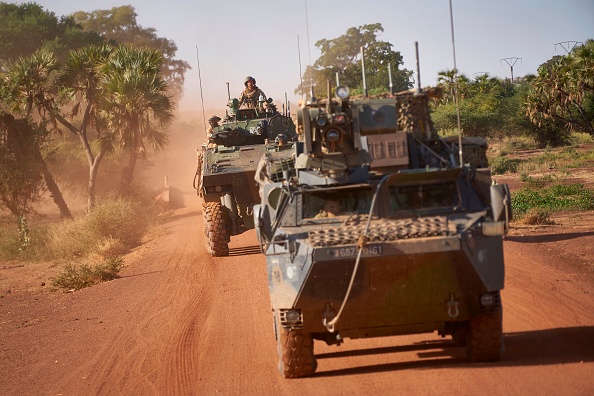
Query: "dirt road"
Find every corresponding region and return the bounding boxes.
[2,178,594,395]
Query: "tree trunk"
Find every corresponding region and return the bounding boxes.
[88,149,106,212]
[120,151,138,195]
[35,151,73,220]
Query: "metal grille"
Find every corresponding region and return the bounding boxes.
[266,154,295,182]
[307,216,450,247]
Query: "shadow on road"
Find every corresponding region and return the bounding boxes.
[165,210,201,222]
[314,326,594,377]
[506,231,594,243]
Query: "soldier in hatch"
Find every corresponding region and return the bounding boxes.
[238,76,267,109]
[207,115,221,139]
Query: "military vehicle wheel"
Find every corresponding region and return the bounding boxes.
[276,320,317,378]
[203,202,229,256]
[201,203,209,237]
[451,326,468,347]
[466,307,504,362]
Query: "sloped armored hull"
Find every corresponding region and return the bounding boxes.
[201,144,265,205]
[267,218,504,338]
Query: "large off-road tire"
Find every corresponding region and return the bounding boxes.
[276,321,317,378]
[466,307,504,362]
[451,325,468,347]
[201,202,208,237]
[203,202,229,257]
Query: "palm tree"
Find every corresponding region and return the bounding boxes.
[3,51,73,219]
[56,44,115,211]
[527,40,594,136]
[99,46,173,192]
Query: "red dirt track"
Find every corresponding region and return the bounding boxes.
[2,176,594,395]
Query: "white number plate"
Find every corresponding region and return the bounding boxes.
[327,245,383,258]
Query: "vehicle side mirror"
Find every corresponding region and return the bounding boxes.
[490,184,512,223]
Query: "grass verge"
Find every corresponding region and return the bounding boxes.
[1,192,168,290]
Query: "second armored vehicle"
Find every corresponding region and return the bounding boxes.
[254,85,511,377]
[194,95,296,256]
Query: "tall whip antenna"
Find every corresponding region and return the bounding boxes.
[196,46,208,139]
[449,0,463,167]
[304,0,313,95]
[297,35,304,99]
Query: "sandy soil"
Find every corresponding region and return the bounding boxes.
[1,144,594,395]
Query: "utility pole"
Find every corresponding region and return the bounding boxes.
[500,57,522,83]
[555,41,583,54]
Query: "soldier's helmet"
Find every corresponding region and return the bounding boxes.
[208,115,221,123]
[244,76,256,86]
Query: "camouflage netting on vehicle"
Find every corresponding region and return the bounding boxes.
[306,216,450,247]
[442,136,489,168]
[395,87,442,140]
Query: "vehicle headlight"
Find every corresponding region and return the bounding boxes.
[325,129,340,142]
[281,309,303,326]
[482,221,505,236]
[317,115,328,127]
[480,293,495,307]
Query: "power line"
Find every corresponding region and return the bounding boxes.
[500,57,522,83]
[554,41,583,54]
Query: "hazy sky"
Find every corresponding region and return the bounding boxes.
[15,0,594,115]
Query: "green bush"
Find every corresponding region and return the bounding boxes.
[1,195,160,263]
[45,196,152,260]
[512,183,594,216]
[570,132,594,145]
[52,256,124,290]
[523,208,555,225]
[490,156,522,175]
[505,137,538,151]
[519,174,557,189]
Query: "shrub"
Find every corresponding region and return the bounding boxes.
[52,256,124,290]
[505,137,538,151]
[570,132,594,145]
[43,196,153,260]
[512,183,594,216]
[522,208,555,225]
[490,156,522,175]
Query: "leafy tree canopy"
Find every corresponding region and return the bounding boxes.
[0,2,102,62]
[296,23,412,97]
[527,39,594,136]
[72,5,190,102]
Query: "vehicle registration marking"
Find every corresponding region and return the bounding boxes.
[327,245,383,258]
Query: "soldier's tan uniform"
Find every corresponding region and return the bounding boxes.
[238,76,267,109]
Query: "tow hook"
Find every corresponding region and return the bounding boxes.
[322,304,336,333]
[447,293,460,318]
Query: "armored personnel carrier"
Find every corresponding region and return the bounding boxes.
[194,95,296,256]
[254,84,511,377]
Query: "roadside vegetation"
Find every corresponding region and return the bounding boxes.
[0,3,184,290]
[487,133,594,224]
[0,194,167,290]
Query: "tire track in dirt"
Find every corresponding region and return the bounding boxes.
[80,204,214,394]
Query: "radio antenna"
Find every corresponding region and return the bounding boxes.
[304,0,313,95]
[361,46,368,97]
[196,46,207,139]
[448,0,463,167]
[297,36,304,99]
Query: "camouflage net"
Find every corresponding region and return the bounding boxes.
[395,88,441,140]
[306,216,450,247]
